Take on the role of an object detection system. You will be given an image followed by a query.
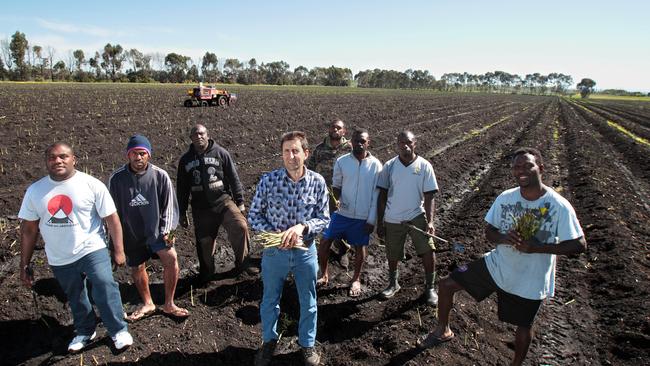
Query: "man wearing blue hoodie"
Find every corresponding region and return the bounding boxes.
[108,135,188,321]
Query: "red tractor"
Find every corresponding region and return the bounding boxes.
[184,83,237,107]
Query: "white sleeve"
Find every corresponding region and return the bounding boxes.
[92,179,117,218]
[18,187,40,221]
[377,160,391,190]
[484,195,502,230]
[422,161,438,193]
[556,203,584,242]
[332,158,343,189]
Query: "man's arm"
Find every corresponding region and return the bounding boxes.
[376,188,388,238]
[20,220,39,287]
[248,177,273,233]
[486,223,587,255]
[298,179,330,239]
[223,151,246,211]
[104,212,125,266]
[515,235,587,255]
[176,158,191,228]
[332,187,341,207]
[423,191,435,236]
[159,173,179,241]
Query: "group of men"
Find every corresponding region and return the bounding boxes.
[19,124,256,352]
[19,118,586,366]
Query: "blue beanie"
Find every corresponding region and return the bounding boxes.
[126,135,152,156]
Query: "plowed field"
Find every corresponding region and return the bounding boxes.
[0,84,648,365]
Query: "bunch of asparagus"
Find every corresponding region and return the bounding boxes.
[255,231,308,250]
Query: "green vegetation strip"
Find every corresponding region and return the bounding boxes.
[606,121,650,147]
[431,114,515,157]
[571,100,650,147]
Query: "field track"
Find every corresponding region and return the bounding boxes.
[0,84,648,365]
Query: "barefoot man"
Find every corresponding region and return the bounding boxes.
[317,128,382,296]
[418,148,587,366]
[108,135,189,321]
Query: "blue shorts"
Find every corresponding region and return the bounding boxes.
[322,212,370,246]
[125,238,169,267]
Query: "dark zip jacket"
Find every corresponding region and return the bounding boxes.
[177,139,245,215]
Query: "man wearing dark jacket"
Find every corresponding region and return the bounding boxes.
[177,124,255,283]
[108,135,188,321]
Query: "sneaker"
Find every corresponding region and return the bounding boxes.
[424,288,439,306]
[254,340,277,366]
[380,281,401,299]
[112,330,133,350]
[302,347,321,366]
[67,331,96,353]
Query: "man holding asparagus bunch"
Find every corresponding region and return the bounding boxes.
[248,131,330,366]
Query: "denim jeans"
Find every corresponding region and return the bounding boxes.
[50,248,127,337]
[260,244,318,347]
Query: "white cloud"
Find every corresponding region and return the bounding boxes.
[35,18,126,38]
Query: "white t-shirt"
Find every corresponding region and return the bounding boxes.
[484,186,584,300]
[18,171,117,266]
[377,156,438,224]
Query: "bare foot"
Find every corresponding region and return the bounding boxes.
[316,276,328,288]
[349,280,362,297]
[126,303,156,322]
[161,304,190,319]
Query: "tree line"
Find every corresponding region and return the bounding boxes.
[0,30,616,96]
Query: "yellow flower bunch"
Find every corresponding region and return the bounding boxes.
[511,207,548,240]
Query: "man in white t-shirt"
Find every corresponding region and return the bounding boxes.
[19,143,133,353]
[317,128,382,297]
[418,147,587,366]
[376,131,439,306]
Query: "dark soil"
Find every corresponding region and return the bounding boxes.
[0,84,648,365]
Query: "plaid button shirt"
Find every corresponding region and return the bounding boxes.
[248,168,330,244]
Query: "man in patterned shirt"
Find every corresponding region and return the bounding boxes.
[249,131,330,366]
[307,119,351,268]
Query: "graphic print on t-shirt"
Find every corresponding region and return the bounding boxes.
[47,194,74,224]
[129,193,150,207]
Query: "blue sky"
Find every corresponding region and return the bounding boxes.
[1,0,648,91]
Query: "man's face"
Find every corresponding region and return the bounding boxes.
[128,149,150,173]
[282,138,309,174]
[190,125,209,151]
[352,132,370,155]
[46,145,76,181]
[512,153,543,188]
[397,133,416,159]
[328,121,346,140]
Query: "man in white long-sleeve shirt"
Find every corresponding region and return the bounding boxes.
[317,128,382,297]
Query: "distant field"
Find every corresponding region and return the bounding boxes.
[570,93,650,101]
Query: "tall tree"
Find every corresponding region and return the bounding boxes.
[293,65,311,85]
[73,49,85,71]
[45,46,55,81]
[164,52,190,83]
[223,58,243,83]
[101,43,124,81]
[126,48,146,72]
[32,45,43,79]
[0,38,13,70]
[577,78,596,98]
[201,52,219,82]
[10,31,29,79]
